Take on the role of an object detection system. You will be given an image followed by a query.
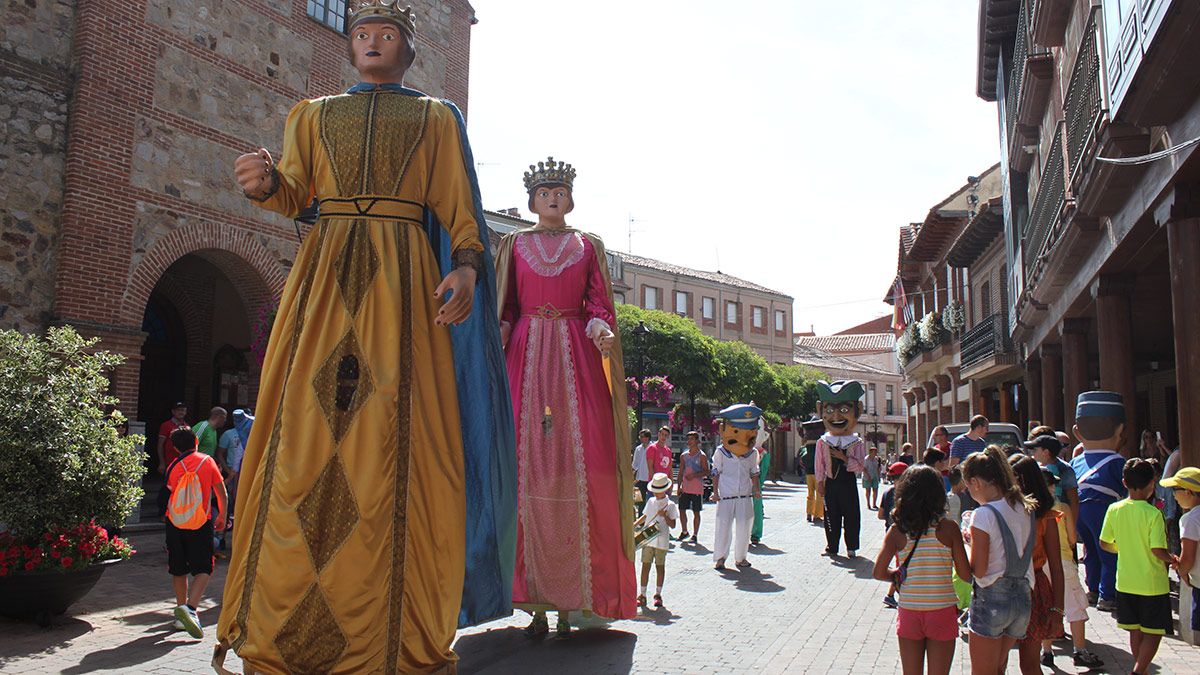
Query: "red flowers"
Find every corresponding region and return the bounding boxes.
[0,520,134,576]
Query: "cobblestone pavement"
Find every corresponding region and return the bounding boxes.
[2,478,1196,673]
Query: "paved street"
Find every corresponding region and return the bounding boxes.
[2,478,1197,674]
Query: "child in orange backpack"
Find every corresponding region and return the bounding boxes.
[163,426,227,638]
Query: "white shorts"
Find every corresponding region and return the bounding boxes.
[1058,559,1090,624]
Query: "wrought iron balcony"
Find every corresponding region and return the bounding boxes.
[1065,9,1103,191]
[1022,122,1069,289]
[961,313,1013,372]
[1005,1,1053,173]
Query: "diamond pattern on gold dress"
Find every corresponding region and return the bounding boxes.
[314,329,376,444]
[297,453,360,573]
[334,221,379,318]
[273,583,348,673]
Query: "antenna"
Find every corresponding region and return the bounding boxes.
[715,247,721,274]
[627,213,647,252]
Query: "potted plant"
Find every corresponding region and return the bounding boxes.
[0,327,145,625]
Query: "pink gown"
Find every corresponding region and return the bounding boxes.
[502,230,635,619]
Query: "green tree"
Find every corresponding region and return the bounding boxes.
[770,363,826,420]
[0,327,146,537]
[616,305,722,401]
[710,339,778,408]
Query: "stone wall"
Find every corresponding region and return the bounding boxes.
[0,0,76,331]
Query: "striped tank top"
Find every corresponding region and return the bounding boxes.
[897,523,958,611]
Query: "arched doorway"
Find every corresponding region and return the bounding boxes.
[136,252,258,471]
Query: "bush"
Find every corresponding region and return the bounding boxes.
[0,327,146,542]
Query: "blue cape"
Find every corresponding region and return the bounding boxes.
[346,83,518,627]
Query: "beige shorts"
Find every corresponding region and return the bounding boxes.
[1060,559,1090,624]
[641,546,667,565]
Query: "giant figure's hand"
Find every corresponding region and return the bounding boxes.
[586,321,614,357]
[235,148,275,197]
[435,266,477,326]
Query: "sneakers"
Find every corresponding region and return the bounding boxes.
[688,534,697,544]
[678,531,690,541]
[1072,649,1104,668]
[1086,591,1098,606]
[653,594,663,608]
[636,594,647,607]
[735,559,751,568]
[1040,651,1054,667]
[882,595,898,608]
[173,605,203,639]
[847,550,857,559]
[555,615,571,637]
[714,558,727,570]
[1096,598,1116,612]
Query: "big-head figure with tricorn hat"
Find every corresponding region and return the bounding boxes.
[814,380,868,559]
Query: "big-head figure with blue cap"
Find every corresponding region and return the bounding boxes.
[1069,390,1129,607]
[711,403,764,570]
[717,403,763,458]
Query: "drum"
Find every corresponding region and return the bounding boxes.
[632,514,661,550]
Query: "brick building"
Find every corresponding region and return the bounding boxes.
[976,0,1200,463]
[0,0,477,459]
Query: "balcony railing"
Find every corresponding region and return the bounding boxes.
[1023,122,1068,286]
[1065,9,1103,189]
[1005,3,1030,149]
[960,313,1012,371]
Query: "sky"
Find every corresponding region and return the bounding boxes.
[464,0,1000,335]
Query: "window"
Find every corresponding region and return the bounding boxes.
[308,0,347,32]
[886,385,894,415]
[614,292,626,305]
[752,306,765,327]
[774,309,786,334]
[725,301,741,328]
[644,286,659,310]
[868,383,877,414]
[702,297,716,325]
[674,291,689,316]
[980,280,992,319]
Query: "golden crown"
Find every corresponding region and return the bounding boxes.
[523,157,576,191]
[349,0,417,34]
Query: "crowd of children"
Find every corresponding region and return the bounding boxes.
[871,390,1198,675]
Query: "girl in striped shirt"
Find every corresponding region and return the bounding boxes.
[874,465,973,675]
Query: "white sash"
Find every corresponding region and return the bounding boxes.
[1078,453,1123,500]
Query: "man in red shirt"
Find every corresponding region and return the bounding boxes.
[157,401,189,475]
[646,426,674,486]
[164,427,227,639]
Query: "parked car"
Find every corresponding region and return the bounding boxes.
[927,422,1024,454]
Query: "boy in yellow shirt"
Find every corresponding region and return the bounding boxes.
[1099,458,1179,675]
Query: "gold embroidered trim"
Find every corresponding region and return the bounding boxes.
[296,453,361,573]
[385,219,415,671]
[333,220,381,318]
[233,222,331,652]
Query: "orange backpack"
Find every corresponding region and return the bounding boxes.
[166,453,210,530]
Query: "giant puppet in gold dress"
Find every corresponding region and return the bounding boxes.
[216,3,517,673]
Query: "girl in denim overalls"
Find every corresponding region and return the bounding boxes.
[961,447,1037,674]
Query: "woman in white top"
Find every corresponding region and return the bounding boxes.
[961,446,1036,675]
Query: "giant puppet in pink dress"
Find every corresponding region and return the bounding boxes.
[493,158,636,636]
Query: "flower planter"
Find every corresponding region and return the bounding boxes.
[0,558,121,626]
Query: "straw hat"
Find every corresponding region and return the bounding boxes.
[648,472,673,494]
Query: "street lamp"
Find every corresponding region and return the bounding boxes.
[631,320,652,431]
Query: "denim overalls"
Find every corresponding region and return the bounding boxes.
[970,503,1036,639]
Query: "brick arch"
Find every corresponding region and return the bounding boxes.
[121,223,289,328]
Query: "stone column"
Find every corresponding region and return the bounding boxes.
[925,381,940,442]
[1040,344,1064,430]
[936,374,953,426]
[1026,356,1043,430]
[913,387,927,449]
[1094,276,1138,456]
[903,390,917,447]
[1168,199,1200,469]
[1061,318,1091,434]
